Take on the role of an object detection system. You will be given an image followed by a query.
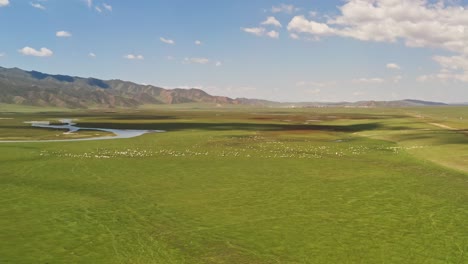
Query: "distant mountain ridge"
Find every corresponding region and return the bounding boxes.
[343,99,447,108]
[271,99,448,108]
[0,66,241,108]
[0,66,450,108]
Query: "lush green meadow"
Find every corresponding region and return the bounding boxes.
[0,105,467,263]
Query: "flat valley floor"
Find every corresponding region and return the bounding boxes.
[0,105,467,263]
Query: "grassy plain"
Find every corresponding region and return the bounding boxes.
[0,105,467,263]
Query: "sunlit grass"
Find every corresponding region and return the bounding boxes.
[0,106,467,263]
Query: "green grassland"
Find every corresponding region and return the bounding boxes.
[0,105,467,263]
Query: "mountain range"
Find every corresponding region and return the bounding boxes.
[0,66,451,108]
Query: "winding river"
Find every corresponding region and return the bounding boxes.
[0,119,164,143]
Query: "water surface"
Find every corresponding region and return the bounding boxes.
[0,119,164,143]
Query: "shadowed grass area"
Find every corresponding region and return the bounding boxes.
[77,121,384,133]
[0,106,467,263]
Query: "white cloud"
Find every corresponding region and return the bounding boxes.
[85,0,92,8]
[352,78,385,84]
[181,58,222,67]
[426,55,468,82]
[183,57,210,64]
[290,33,300,40]
[160,37,175,45]
[124,54,144,60]
[241,27,266,36]
[166,56,175,60]
[95,6,102,12]
[272,4,299,14]
[89,52,96,58]
[18,47,53,57]
[433,55,468,71]
[241,27,279,39]
[416,73,453,83]
[0,53,5,57]
[103,3,112,11]
[56,31,72,38]
[266,30,279,39]
[287,15,335,36]
[386,63,401,70]
[195,40,202,45]
[30,2,45,10]
[287,0,468,82]
[261,16,282,27]
[0,0,9,7]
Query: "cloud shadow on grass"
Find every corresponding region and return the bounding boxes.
[76,121,384,133]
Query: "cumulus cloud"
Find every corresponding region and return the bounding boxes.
[272,4,299,14]
[89,52,96,58]
[18,47,53,57]
[0,0,9,7]
[241,27,279,38]
[195,40,202,45]
[386,63,401,70]
[160,37,175,45]
[124,54,144,60]
[241,27,265,36]
[423,55,468,82]
[261,16,282,27]
[290,33,300,40]
[56,31,72,38]
[287,0,468,82]
[103,3,112,11]
[31,2,45,10]
[266,30,279,39]
[287,15,335,36]
[183,57,210,64]
[243,16,282,39]
[181,58,222,67]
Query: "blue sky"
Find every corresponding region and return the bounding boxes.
[1,0,468,102]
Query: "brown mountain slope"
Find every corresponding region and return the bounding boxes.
[0,66,239,108]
